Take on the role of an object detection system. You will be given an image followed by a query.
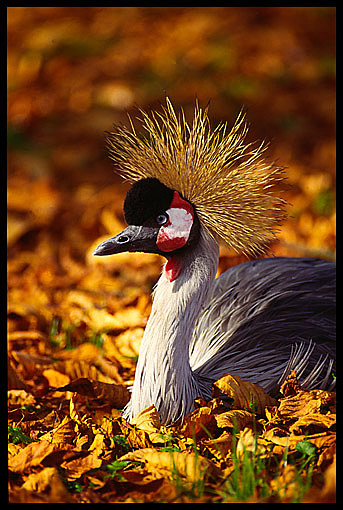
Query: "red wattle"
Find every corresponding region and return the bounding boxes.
[165,258,182,282]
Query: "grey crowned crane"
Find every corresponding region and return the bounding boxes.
[93,98,336,425]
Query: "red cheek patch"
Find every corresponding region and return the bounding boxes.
[156,192,194,253]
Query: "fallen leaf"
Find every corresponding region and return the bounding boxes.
[119,448,220,486]
[8,389,36,408]
[131,405,164,444]
[215,409,254,430]
[236,427,267,458]
[21,466,65,493]
[43,368,70,388]
[200,431,233,462]
[61,451,103,481]
[277,389,335,419]
[87,307,145,332]
[213,373,277,415]
[270,464,299,500]
[47,415,77,444]
[9,440,63,474]
[280,370,303,396]
[289,412,336,434]
[179,404,217,440]
[53,377,130,408]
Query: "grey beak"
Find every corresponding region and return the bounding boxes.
[93,224,160,256]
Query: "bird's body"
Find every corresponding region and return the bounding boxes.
[122,227,335,424]
[93,98,336,425]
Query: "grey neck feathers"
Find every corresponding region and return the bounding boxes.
[123,227,219,424]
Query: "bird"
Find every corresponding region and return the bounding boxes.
[93,98,336,425]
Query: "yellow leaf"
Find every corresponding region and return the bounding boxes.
[56,343,101,363]
[87,307,145,332]
[179,405,216,440]
[215,409,254,430]
[289,413,336,434]
[131,405,164,444]
[61,451,103,481]
[8,389,36,408]
[42,368,70,388]
[49,416,77,444]
[55,377,130,409]
[9,440,59,474]
[21,466,64,493]
[213,373,277,414]
[320,454,336,501]
[119,448,220,486]
[200,431,233,461]
[236,427,267,458]
[270,464,299,500]
[277,389,335,419]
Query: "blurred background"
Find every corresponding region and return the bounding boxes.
[7,7,336,355]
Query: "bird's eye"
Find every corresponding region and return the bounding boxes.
[156,213,168,225]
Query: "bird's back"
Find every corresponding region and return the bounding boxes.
[190,257,336,396]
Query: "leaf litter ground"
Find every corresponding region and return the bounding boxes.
[8,6,336,503]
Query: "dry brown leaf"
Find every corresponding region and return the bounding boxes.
[53,359,108,382]
[61,451,103,481]
[279,369,303,396]
[270,464,299,501]
[118,417,153,450]
[120,467,165,485]
[11,350,52,375]
[8,389,36,408]
[213,373,277,415]
[7,362,31,391]
[236,427,267,458]
[21,466,65,493]
[8,330,48,343]
[119,448,220,486]
[200,431,233,462]
[7,177,60,222]
[46,416,77,444]
[289,412,336,434]
[7,7,337,503]
[317,436,336,468]
[55,343,101,362]
[319,453,336,501]
[88,433,108,457]
[264,429,336,455]
[10,477,74,504]
[42,368,70,388]
[108,328,143,365]
[93,354,124,383]
[179,404,217,440]
[8,443,22,459]
[277,389,334,419]
[8,440,66,474]
[7,214,34,246]
[263,427,290,447]
[87,307,145,332]
[215,409,254,430]
[130,405,164,444]
[54,377,130,409]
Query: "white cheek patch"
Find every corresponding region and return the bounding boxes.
[157,207,193,252]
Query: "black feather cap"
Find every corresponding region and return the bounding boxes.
[124,178,174,225]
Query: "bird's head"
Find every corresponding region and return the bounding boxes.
[93,97,287,271]
[93,177,200,259]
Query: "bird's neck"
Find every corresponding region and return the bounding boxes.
[128,227,219,424]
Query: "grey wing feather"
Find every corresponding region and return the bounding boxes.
[190,257,336,396]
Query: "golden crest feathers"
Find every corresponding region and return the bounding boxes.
[106,97,287,256]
